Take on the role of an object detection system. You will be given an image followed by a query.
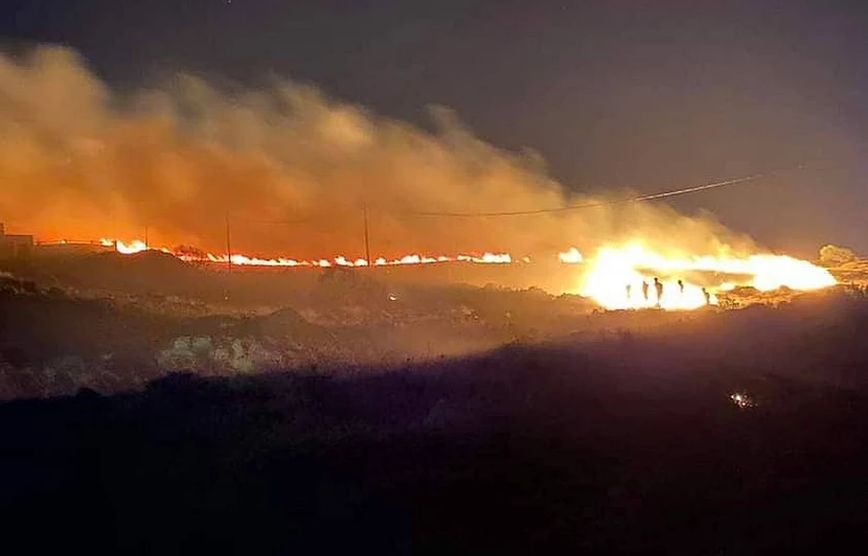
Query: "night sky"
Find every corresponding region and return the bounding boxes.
[2,0,867,254]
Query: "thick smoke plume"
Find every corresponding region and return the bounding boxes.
[0,46,758,265]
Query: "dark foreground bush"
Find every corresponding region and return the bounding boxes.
[2,333,868,554]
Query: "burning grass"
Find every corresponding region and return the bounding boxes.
[86,236,841,314]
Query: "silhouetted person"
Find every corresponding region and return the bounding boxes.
[702,287,711,305]
[625,283,632,300]
[654,277,663,307]
[677,279,684,294]
[641,280,649,301]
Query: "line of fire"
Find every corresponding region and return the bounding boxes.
[0,213,843,312]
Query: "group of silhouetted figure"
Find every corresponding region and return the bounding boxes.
[627,278,712,308]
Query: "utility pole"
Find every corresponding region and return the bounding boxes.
[363,203,371,267]
[144,226,149,250]
[225,212,233,274]
[224,212,232,302]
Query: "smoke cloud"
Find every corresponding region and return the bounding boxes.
[0,46,758,266]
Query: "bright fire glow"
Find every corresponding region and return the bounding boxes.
[99,238,513,268]
[558,247,583,264]
[730,392,756,409]
[100,238,152,255]
[95,237,837,312]
[578,243,836,310]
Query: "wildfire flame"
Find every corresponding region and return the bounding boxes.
[99,238,513,268]
[577,242,836,310]
[100,238,152,255]
[96,238,836,311]
[558,247,584,264]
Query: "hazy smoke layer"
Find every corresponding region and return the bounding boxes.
[0,46,757,262]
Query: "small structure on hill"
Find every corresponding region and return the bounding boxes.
[0,223,33,259]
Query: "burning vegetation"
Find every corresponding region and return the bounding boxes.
[0,45,843,309]
[575,243,836,310]
[84,234,837,313]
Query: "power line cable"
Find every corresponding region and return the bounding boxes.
[226,165,804,224]
[404,167,797,218]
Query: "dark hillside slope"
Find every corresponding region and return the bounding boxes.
[2,319,868,554]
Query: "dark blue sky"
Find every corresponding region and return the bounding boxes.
[2,0,867,253]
